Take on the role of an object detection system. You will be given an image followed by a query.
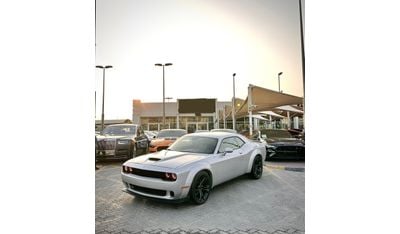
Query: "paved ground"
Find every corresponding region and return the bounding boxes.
[96,161,304,234]
[264,161,305,172]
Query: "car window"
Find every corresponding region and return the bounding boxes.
[233,137,245,147]
[218,137,242,153]
[169,136,218,154]
[103,125,137,136]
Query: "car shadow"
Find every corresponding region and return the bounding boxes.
[126,174,253,208]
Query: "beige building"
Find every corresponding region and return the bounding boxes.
[132,99,232,132]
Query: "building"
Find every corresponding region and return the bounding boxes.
[132,99,232,132]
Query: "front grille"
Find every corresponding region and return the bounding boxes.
[129,184,167,196]
[276,146,298,153]
[97,139,116,150]
[275,146,305,156]
[117,149,129,155]
[130,168,165,179]
[157,146,169,151]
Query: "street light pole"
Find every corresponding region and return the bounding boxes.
[155,63,173,129]
[96,65,113,131]
[298,0,305,130]
[278,72,283,92]
[232,73,236,130]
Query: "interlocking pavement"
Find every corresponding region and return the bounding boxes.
[96,228,304,234]
[96,162,305,234]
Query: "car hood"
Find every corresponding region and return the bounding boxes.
[150,138,176,146]
[267,138,304,146]
[126,150,206,169]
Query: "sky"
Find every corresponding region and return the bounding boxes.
[95,0,304,120]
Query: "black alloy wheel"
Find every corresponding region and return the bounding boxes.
[190,171,212,205]
[249,155,263,179]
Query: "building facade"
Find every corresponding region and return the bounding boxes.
[132,99,232,132]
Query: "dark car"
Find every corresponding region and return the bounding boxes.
[287,128,304,140]
[96,124,149,161]
[250,129,305,161]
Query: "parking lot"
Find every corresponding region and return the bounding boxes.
[96,161,304,234]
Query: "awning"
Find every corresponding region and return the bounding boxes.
[236,84,303,117]
[244,114,269,121]
[274,105,303,114]
[258,111,285,119]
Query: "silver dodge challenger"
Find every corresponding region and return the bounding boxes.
[121,132,266,204]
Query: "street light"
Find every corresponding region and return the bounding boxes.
[155,63,173,129]
[278,72,283,92]
[232,73,236,130]
[96,65,113,131]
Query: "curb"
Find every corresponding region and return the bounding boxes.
[265,164,305,172]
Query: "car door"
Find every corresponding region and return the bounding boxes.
[210,136,249,185]
[135,127,149,151]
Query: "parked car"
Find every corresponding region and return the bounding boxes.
[96,124,149,161]
[144,130,157,139]
[287,128,304,140]
[250,129,305,161]
[210,128,237,133]
[148,129,187,152]
[121,132,266,204]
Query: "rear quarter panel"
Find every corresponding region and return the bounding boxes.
[245,142,266,173]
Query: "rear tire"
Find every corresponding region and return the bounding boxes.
[249,155,263,179]
[189,171,212,205]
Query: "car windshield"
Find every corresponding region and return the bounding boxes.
[169,136,218,154]
[157,130,186,138]
[260,129,292,139]
[102,125,137,136]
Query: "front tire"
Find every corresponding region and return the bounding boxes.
[249,155,263,179]
[189,171,212,205]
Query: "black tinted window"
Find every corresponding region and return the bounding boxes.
[103,125,137,136]
[169,136,218,154]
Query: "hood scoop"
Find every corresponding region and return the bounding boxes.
[148,157,161,161]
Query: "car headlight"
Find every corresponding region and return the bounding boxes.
[118,140,129,145]
[266,145,276,151]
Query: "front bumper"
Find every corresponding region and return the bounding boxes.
[266,145,305,160]
[96,149,131,161]
[121,171,191,200]
[122,188,188,203]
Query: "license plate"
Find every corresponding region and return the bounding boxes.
[97,150,115,156]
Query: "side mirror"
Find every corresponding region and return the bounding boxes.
[222,147,234,156]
